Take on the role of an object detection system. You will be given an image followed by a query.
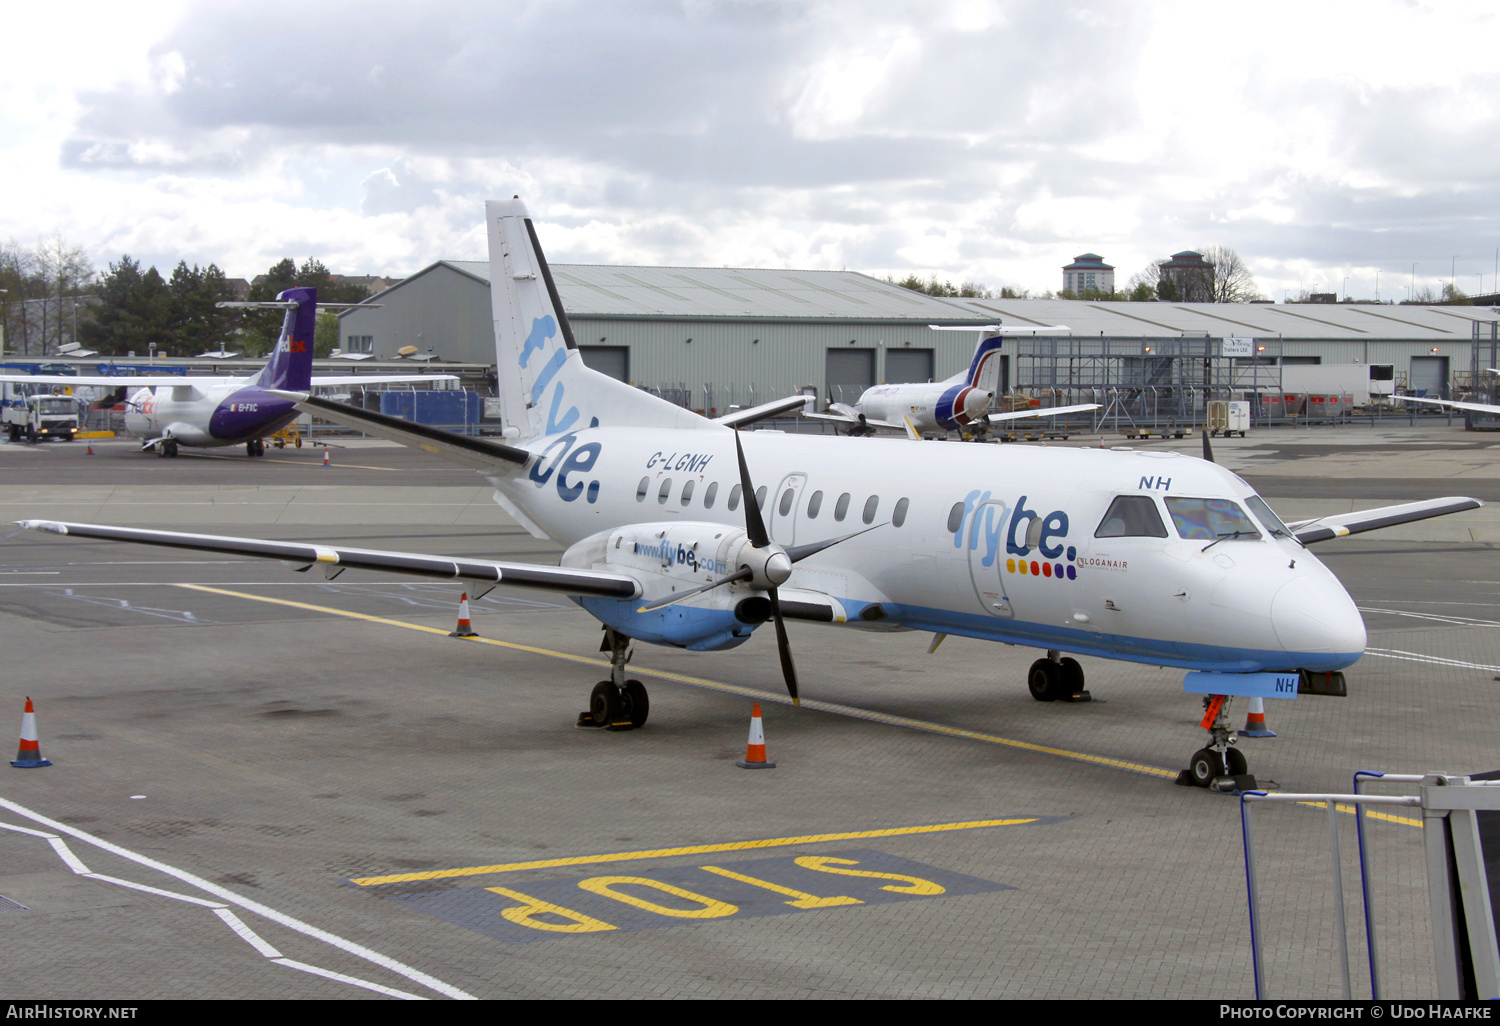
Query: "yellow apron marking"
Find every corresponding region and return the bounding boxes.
[177,585,1424,839]
[698,866,862,909]
[348,817,1041,886]
[175,584,1176,780]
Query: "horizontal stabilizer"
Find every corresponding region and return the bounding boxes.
[988,403,1101,424]
[714,394,813,428]
[307,374,459,387]
[17,520,639,598]
[1289,496,1483,544]
[268,392,531,473]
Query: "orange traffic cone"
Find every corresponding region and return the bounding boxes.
[449,593,478,637]
[1238,696,1277,738]
[11,698,51,768]
[85,444,94,455]
[735,703,776,769]
[322,448,331,467]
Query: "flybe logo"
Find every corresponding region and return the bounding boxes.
[521,315,580,436]
[529,420,603,503]
[953,490,1077,581]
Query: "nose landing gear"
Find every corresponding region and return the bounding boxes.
[1177,694,1256,792]
[578,628,649,731]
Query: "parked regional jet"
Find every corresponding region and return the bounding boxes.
[0,289,455,457]
[805,326,1098,439]
[15,202,1483,791]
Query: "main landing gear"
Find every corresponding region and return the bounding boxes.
[1175,694,1256,793]
[578,628,649,731]
[1027,650,1091,703]
[246,438,266,457]
[154,438,180,458]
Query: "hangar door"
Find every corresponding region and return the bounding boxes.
[579,345,629,382]
[1410,356,1448,398]
[826,349,875,403]
[884,348,934,384]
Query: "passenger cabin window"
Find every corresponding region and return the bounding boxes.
[728,484,742,511]
[703,482,719,509]
[862,495,879,524]
[1165,497,1261,542]
[834,492,851,522]
[754,485,767,512]
[779,488,795,516]
[636,477,650,502]
[681,480,695,506]
[807,490,823,519]
[892,497,909,528]
[657,479,673,505]
[1245,495,1292,539]
[1094,496,1169,538]
[947,501,965,533]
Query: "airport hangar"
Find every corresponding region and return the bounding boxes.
[336,259,1500,413]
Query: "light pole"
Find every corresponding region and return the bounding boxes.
[1376,270,1380,303]
[1343,276,1349,302]
[1412,263,1418,304]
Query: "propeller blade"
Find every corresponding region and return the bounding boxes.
[767,586,800,706]
[635,567,753,612]
[1202,427,1215,464]
[733,429,770,548]
[783,522,886,564]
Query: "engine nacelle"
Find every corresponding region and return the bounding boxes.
[561,521,776,650]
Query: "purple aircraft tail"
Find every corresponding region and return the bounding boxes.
[252,287,318,391]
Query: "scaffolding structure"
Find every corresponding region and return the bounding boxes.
[1013,335,1285,433]
[1468,319,1500,430]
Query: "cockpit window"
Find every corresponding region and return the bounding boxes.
[1164,497,1261,542]
[1094,496,1169,538]
[1244,495,1292,539]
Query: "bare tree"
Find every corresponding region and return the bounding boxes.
[1126,261,1163,301]
[35,234,95,354]
[1196,244,1261,303]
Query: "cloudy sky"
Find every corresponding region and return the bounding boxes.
[5,0,1498,300]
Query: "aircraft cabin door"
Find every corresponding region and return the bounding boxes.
[965,499,1014,618]
[769,474,807,546]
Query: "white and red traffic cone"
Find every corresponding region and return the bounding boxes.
[322,448,331,467]
[735,702,776,769]
[449,593,479,637]
[1238,696,1277,738]
[11,698,52,769]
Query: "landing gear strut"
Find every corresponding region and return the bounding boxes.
[578,628,649,730]
[1176,694,1255,792]
[1027,650,1091,703]
[155,438,179,458]
[246,438,265,457]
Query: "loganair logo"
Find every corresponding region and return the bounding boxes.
[520,315,580,436]
[529,421,603,503]
[632,540,730,576]
[953,490,1077,581]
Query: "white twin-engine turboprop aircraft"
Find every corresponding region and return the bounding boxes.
[804,325,1099,439]
[17,200,1483,791]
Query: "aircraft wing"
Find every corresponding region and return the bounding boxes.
[713,394,812,428]
[16,520,639,599]
[987,403,1101,424]
[1398,395,1500,416]
[1288,497,1483,544]
[0,374,231,388]
[269,392,532,474]
[801,409,906,430]
[309,374,460,386]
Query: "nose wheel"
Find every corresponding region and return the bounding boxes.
[1176,694,1256,792]
[578,629,649,730]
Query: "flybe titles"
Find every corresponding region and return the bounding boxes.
[953,490,1078,581]
[632,539,730,576]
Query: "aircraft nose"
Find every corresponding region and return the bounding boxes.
[1270,575,1366,657]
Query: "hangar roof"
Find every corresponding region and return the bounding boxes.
[407,260,988,322]
[950,298,1500,340]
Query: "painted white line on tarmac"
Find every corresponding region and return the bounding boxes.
[271,958,424,1001]
[1361,606,1500,628]
[46,836,91,874]
[214,908,284,958]
[0,797,477,1000]
[83,872,226,909]
[1364,648,1500,673]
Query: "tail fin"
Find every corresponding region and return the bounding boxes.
[485,199,703,440]
[252,287,318,391]
[963,331,1005,389]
